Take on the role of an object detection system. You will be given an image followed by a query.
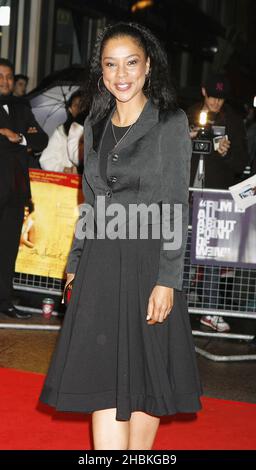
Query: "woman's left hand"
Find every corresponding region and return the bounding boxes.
[146,286,174,324]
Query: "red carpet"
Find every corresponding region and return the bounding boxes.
[0,367,255,450]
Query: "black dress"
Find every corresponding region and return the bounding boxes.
[39,120,203,421]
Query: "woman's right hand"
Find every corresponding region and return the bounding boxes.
[65,273,75,289]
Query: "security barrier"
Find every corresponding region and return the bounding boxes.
[184,188,256,361]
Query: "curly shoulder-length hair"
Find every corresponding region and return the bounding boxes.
[83,21,178,125]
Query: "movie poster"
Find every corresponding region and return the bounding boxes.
[191,191,256,268]
[15,169,83,279]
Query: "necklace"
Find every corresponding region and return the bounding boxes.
[111,120,135,148]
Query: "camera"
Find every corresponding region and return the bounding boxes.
[191,127,212,155]
[190,112,227,156]
[192,139,212,154]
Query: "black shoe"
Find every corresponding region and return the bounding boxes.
[1,305,32,319]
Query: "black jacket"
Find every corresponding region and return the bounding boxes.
[251,157,256,175]
[0,96,48,208]
[187,102,249,189]
[66,98,192,291]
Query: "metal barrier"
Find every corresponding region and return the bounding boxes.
[13,272,63,296]
[7,188,256,361]
[184,228,256,360]
[183,188,256,361]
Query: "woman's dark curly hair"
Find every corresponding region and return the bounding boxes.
[83,21,178,125]
[63,90,83,136]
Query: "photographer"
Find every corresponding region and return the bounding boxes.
[188,73,248,189]
[187,73,249,332]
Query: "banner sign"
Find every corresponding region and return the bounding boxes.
[190,191,256,268]
[15,169,83,279]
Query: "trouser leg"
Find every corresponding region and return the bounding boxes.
[0,203,24,310]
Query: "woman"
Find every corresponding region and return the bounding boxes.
[39,21,203,450]
[39,90,83,173]
[67,120,84,172]
[20,200,35,248]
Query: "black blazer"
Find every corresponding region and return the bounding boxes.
[0,96,48,208]
[66,98,192,290]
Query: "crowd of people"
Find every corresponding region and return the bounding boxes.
[0,54,255,335]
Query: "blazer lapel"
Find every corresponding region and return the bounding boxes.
[90,98,159,190]
[92,97,159,155]
[92,113,109,153]
[6,102,16,127]
[0,104,12,125]
[114,98,159,152]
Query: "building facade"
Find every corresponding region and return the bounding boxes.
[0,0,254,102]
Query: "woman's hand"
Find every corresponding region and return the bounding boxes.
[146,286,174,325]
[65,273,75,289]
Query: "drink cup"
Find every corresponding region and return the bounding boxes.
[42,298,55,319]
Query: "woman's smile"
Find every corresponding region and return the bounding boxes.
[115,82,132,92]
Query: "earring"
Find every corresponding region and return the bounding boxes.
[97,75,105,94]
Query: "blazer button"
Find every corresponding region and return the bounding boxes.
[106,189,112,198]
[109,176,117,183]
[112,154,119,162]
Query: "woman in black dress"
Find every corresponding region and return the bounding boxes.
[40,21,203,450]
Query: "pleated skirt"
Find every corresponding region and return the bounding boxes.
[39,228,203,421]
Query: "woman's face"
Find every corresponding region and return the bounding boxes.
[69,96,81,118]
[101,35,150,102]
[24,207,29,220]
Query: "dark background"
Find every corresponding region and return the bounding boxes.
[3,0,256,110]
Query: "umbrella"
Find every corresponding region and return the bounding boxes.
[27,65,88,137]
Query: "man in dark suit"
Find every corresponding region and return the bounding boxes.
[0,58,48,318]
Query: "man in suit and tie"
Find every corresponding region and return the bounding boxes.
[0,58,48,318]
